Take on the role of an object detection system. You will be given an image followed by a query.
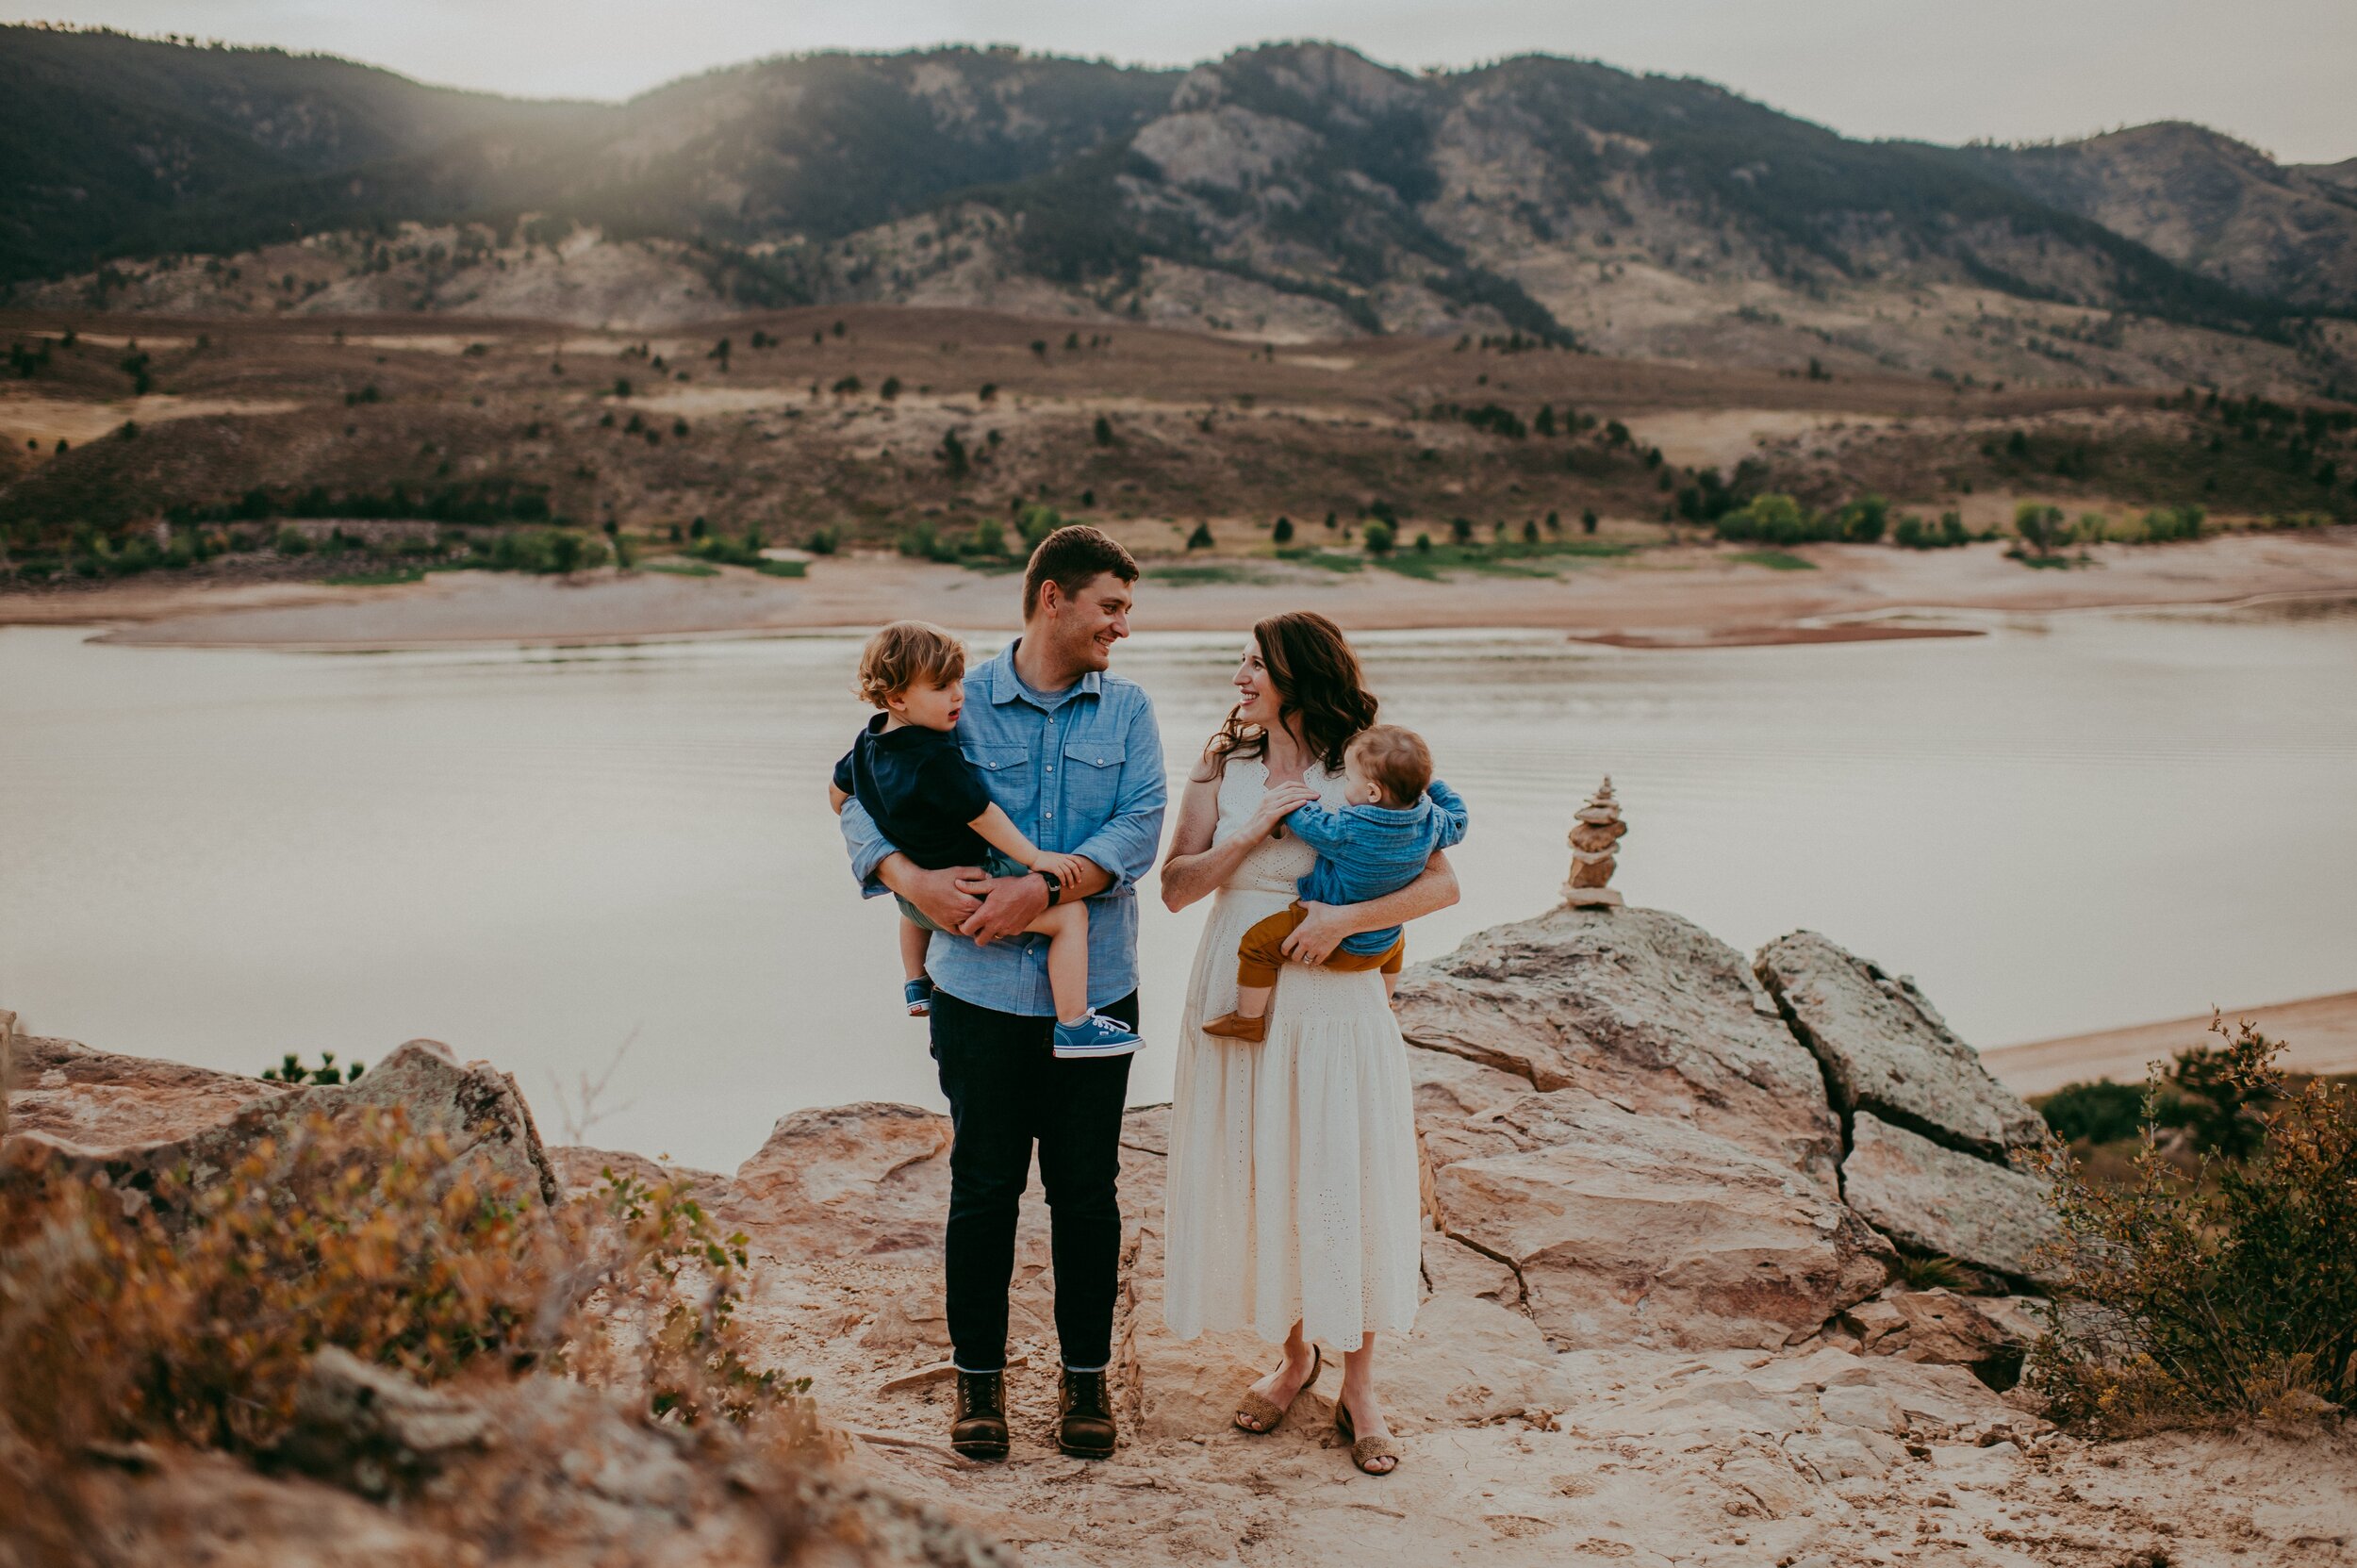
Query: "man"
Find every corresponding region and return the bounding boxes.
[838,525,1166,1461]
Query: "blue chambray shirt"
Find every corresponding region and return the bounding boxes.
[838,639,1167,1017]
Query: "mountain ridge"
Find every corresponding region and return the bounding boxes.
[7,28,2354,395]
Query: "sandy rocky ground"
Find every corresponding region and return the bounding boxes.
[4,530,2354,651]
[7,884,2353,1567]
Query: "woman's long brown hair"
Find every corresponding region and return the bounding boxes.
[1207,611,1379,777]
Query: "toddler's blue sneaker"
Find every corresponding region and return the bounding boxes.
[904,978,934,1016]
[1052,1013,1143,1059]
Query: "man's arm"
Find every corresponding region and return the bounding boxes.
[841,795,981,931]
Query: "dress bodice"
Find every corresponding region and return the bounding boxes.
[1211,755,1343,898]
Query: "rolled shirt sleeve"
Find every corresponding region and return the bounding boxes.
[1425,779,1471,850]
[837,793,898,898]
[1064,697,1168,895]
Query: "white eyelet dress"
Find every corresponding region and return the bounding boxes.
[1161,757,1424,1347]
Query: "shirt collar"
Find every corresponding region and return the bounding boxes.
[989,638,1102,709]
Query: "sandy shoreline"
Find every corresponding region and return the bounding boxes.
[1986,991,2357,1096]
[3,530,2353,650]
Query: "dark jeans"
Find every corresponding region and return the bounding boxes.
[930,985,1138,1373]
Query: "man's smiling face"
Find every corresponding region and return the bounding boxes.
[1044,570,1133,674]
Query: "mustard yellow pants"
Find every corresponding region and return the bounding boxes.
[1235,902,1405,989]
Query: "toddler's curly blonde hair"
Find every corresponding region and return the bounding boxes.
[857,620,966,708]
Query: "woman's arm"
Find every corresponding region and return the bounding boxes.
[1157,758,1315,912]
[1280,848,1460,966]
[828,781,850,816]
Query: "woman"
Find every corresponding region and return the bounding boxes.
[1157,612,1459,1476]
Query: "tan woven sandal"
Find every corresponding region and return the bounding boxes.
[1332,1399,1400,1476]
[1231,1345,1321,1434]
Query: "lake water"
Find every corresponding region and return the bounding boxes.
[4,600,2353,1171]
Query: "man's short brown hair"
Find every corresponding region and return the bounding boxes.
[857,619,965,708]
[1023,524,1139,617]
[1348,724,1433,808]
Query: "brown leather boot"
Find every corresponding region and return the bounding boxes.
[1200,1012,1268,1042]
[1058,1367,1117,1459]
[951,1369,1010,1460]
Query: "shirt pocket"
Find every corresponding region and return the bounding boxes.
[1054,738,1127,833]
[959,742,1036,822]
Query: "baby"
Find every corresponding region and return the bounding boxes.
[830,620,1142,1059]
[1202,723,1468,1042]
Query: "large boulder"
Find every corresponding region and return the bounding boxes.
[5,1036,557,1217]
[1399,906,1843,1188]
[722,1101,951,1263]
[1841,1112,2061,1284]
[3,1032,293,1151]
[1423,1090,1892,1351]
[1755,931,2043,1159]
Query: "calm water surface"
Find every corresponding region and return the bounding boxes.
[4,601,2353,1170]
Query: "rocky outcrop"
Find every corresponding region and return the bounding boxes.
[1423,1090,1893,1351]
[1839,1288,2047,1390]
[4,1032,293,1150]
[1842,1113,2061,1284]
[3,1035,556,1217]
[1400,907,1843,1188]
[1754,931,2043,1160]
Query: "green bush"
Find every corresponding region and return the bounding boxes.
[1185,521,1214,551]
[274,527,312,556]
[2024,1016,2357,1433]
[2036,1079,2147,1146]
[1713,493,1834,545]
[1894,511,1972,550]
[2141,504,2207,542]
[1836,494,1888,543]
[898,522,957,563]
[1272,516,1294,544]
[2014,502,2069,555]
[1361,519,1395,553]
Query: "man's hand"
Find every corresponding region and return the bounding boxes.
[1281,900,1354,966]
[885,861,984,933]
[958,871,1051,945]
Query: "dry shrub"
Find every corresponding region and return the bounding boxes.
[0,1106,799,1459]
[2024,1015,2357,1435]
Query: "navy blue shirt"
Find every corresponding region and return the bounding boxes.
[832,715,995,871]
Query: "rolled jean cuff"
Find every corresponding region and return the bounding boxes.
[951,1360,1006,1375]
[1063,1362,1108,1374]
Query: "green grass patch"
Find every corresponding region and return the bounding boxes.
[1275,548,1365,573]
[1725,550,1817,571]
[322,568,426,586]
[643,561,718,577]
[1370,553,1443,580]
[752,558,807,578]
[1149,563,1268,586]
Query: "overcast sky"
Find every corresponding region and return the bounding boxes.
[12,0,2356,164]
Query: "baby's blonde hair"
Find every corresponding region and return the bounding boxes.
[857,620,965,708]
[1348,724,1433,807]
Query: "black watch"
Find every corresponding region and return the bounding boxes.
[1038,867,1063,906]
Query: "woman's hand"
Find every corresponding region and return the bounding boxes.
[1244,781,1317,841]
[1281,900,1353,966]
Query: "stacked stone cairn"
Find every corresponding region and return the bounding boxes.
[1562,776,1628,907]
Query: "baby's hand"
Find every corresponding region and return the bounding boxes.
[1032,851,1089,884]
